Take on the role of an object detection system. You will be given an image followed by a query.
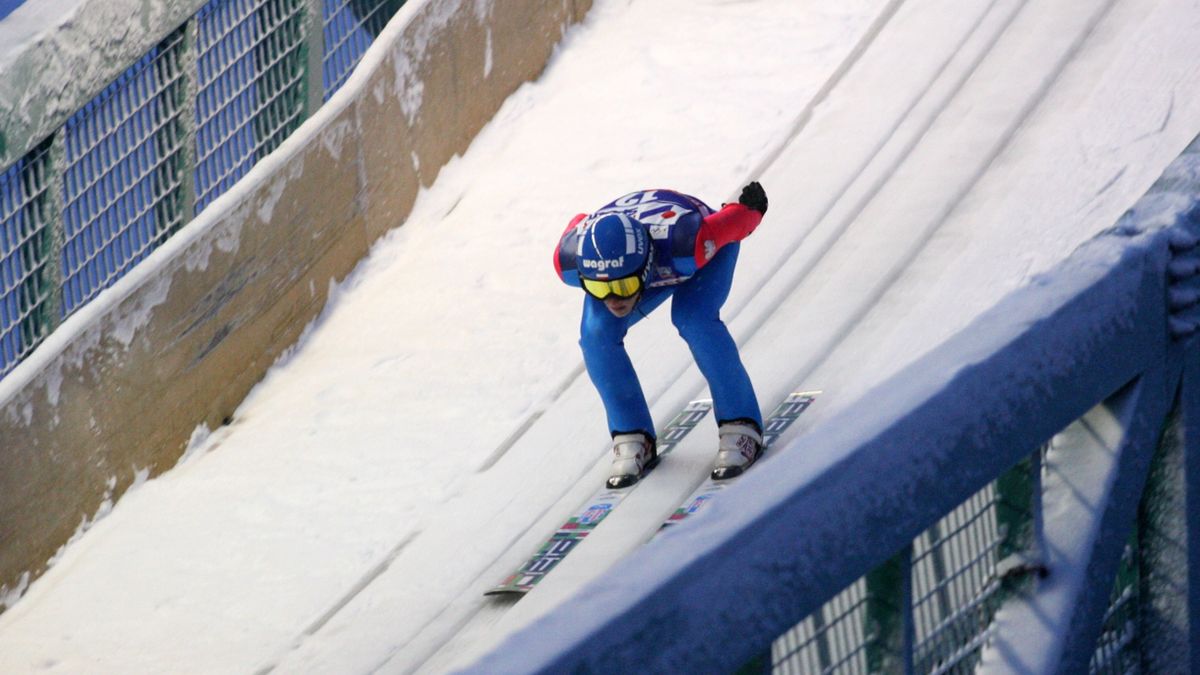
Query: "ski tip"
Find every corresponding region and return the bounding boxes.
[710,466,746,481]
[606,475,638,489]
[484,587,530,598]
[606,452,661,489]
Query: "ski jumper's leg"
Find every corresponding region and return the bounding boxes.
[579,287,672,437]
[671,243,762,430]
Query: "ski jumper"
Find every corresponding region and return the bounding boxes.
[554,189,763,438]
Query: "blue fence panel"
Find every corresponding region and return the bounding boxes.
[0,143,53,376]
[59,29,187,316]
[195,0,267,213]
[322,0,405,100]
[194,0,307,213]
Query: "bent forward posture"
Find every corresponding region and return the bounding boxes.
[554,183,769,487]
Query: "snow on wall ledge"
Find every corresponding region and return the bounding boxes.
[464,137,1200,673]
[0,0,593,605]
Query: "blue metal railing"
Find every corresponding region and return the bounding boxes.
[466,136,1200,672]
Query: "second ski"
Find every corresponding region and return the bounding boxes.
[659,391,819,532]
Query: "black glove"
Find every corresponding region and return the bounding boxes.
[738,181,768,215]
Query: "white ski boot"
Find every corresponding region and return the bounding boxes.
[712,422,763,480]
[607,432,656,488]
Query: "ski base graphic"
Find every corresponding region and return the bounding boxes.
[659,391,819,532]
[485,399,713,596]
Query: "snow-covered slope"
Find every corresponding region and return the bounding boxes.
[2,0,1200,672]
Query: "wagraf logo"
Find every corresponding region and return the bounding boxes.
[581,256,626,273]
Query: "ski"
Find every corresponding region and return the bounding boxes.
[485,398,713,596]
[658,391,819,532]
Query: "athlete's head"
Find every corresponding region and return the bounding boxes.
[576,213,651,317]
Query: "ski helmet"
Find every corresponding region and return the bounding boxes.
[576,213,651,283]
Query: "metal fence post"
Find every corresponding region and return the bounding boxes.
[150,25,192,238]
[995,452,1045,591]
[1135,401,1189,671]
[306,0,326,113]
[178,18,199,225]
[995,455,1034,565]
[1187,353,1200,671]
[865,546,913,674]
[42,133,66,330]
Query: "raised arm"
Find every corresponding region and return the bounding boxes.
[693,182,767,267]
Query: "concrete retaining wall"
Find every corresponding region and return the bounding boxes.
[0,0,592,604]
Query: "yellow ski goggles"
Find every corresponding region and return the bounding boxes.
[581,274,643,300]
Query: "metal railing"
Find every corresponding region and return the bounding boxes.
[0,0,407,377]
[465,134,1200,672]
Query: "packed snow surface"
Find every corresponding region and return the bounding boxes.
[2,0,1200,672]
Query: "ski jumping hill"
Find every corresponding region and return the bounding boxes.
[2,0,1199,672]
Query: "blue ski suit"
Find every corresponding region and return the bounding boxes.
[554,189,763,438]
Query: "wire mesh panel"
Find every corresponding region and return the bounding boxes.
[59,27,188,317]
[322,0,405,100]
[914,494,1001,671]
[0,141,54,376]
[911,486,1004,674]
[773,580,872,673]
[768,466,1028,674]
[194,0,308,213]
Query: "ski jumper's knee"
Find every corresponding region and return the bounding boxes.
[671,307,724,343]
[578,324,613,356]
[669,245,762,428]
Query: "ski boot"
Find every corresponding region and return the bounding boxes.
[712,421,763,480]
[607,432,656,488]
